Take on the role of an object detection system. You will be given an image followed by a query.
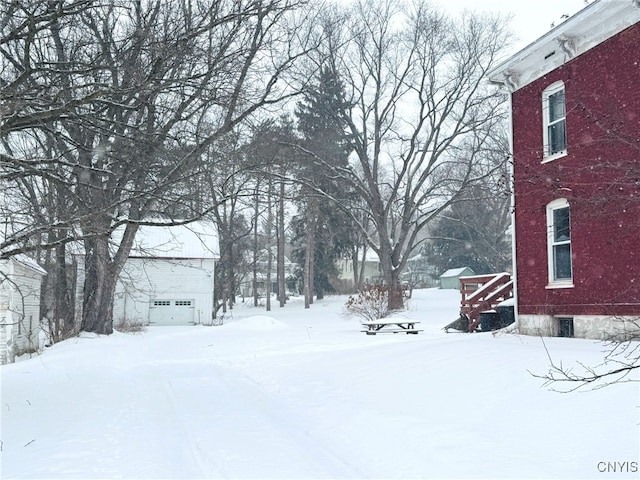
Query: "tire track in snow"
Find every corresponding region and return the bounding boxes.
[159,364,365,478]
[219,366,366,478]
[160,375,229,479]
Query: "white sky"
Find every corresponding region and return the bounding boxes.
[437,0,590,53]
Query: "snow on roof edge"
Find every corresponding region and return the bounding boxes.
[6,254,47,276]
[440,267,473,278]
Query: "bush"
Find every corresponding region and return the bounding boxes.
[344,284,395,322]
[114,317,146,334]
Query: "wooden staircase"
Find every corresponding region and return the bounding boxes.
[458,272,513,332]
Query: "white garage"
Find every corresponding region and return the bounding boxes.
[108,222,219,327]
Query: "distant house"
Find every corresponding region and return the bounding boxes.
[337,248,382,289]
[439,267,475,290]
[339,249,437,291]
[0,254,46,364]
[487,1,640,339]
[76,222,219,327]
[402,253,438,288]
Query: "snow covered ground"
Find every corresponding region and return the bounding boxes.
[1,288,638,479]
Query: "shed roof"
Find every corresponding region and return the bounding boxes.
[440,267,474,278]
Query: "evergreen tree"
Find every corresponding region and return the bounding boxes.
[293,65,356,302]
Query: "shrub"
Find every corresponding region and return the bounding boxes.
[114,317,146,334]
[344,284,395,322]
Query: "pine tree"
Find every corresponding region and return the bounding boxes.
[293,65,356,303]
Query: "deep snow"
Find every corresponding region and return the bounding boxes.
[1,289,638,479]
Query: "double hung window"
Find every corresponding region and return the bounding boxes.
[547,198,573,286]
[542,82,567,159]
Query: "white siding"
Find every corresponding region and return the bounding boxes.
[337,258,380,284]
[0,258,45,364]
[113,257,215,326]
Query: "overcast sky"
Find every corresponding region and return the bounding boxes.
[437,0,589,53]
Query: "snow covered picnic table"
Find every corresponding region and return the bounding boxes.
[360,319,422,335]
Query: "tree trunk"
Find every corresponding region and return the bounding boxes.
[387,269,404,311]
[80,235,117,335]
[358,246,367,289]
[41,234,74,342]
[265,178,273,312]
[304,236,312,309]
[80,220,139,335]
[351,247,359,291]
[253,186,260,307]
[55,242,74,337]
[309,243,315,304]
[379,248,403,311]
[277,179,286,307]
[303,199,317,309]
[228,244,236,310]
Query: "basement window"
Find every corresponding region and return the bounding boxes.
[556,317,574,337]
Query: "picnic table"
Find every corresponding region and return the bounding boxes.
[360,319,422,335]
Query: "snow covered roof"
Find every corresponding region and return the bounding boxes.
[363,249,380,262]
[10,254,47,276]
[127,222,219,259]
[440,267,474,278]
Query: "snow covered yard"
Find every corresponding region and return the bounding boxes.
[1,289,638,479]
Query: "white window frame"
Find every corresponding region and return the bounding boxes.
[542,81,567,162]
[546,198,573,288]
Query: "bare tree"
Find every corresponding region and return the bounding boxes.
[1,0,315,334]
[314,0,511,309]
[1,0,99,136]
[426,126,512,275]
[532,325,640,392]
[245,117,298,309]
[196,133,255,317]
[276,161,287,307]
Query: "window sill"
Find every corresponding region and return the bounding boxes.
[541,150,568,163]
[546,282,574,289]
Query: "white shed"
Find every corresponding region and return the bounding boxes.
[0,254,47,364]
[76,222,219,327]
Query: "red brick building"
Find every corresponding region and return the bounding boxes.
[488,0,640,339]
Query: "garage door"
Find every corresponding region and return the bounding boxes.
[149,299,195,326]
